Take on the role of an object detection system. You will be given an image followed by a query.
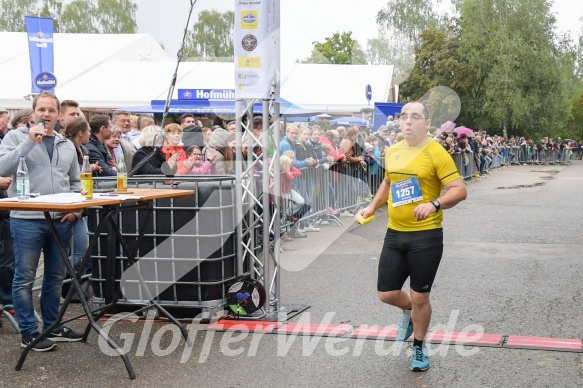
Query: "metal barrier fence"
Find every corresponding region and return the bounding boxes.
[279,142,579,233]
[279,147,523,232]
[505,146,573,165]
[279,162,373,231]
[452,149,510,180]
[452,152,477,179]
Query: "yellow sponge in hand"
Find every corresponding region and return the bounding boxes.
[357,214,375,225]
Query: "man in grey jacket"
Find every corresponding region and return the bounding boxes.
[0,91,83,351]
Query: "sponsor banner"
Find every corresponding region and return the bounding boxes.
[25,16,56,94]
[178,89,236,100]
[234,0,280,99]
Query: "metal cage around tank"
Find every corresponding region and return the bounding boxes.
[88,176,250,314]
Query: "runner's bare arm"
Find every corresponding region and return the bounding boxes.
[413,178,467,221]
[437,178,467,210]
[356,177,391,221]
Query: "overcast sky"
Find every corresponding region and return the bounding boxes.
[133,0,582,65]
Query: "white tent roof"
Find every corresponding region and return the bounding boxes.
[0,32,393,112]
[281,63,393,112]
[0,32,169,109]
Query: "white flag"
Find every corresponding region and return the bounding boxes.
[234,0,280,99]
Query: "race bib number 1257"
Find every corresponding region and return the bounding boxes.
[391,177,423,207]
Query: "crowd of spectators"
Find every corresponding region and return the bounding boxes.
[426,126,578,176]
[1,100,581,249]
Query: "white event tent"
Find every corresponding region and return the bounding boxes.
[0,32,394,114]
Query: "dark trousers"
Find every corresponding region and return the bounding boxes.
[0,217,15,305]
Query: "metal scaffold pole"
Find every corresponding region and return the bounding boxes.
[234,98,280,317]
[231,0,307,320]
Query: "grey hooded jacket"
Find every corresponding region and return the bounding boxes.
[0,126,80,219]
[204,128,230,174]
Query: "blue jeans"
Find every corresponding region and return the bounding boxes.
[70,216,91,273]
[479,155,486,174]
[11,218,73,337]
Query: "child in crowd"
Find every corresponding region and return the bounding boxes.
[279,153,307,240]
[320,143,333,169]
[177,145,218,175]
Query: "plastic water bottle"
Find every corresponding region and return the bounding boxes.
[116,154,127,192]
[81,155,93,199]
[16,154,30,201]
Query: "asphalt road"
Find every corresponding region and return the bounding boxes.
[1,162,583,387]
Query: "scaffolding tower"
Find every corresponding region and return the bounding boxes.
[234,98,283,319]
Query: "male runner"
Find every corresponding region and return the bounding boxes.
[356,101,467,371]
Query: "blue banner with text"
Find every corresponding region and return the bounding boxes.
[25,16,56,93]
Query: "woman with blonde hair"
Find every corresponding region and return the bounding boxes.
[161,123,186,163]
[131,126,178,175]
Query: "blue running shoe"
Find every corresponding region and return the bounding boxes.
[396,312,413,341]
[410,345,430,371]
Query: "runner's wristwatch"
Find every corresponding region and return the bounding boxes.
[431,199,441,211]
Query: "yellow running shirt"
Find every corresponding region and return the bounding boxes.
[384,138,461,231]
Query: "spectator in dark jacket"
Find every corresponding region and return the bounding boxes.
[86,114,116,176]
[294,127,317,166]
[308,126,335,166]
[182,124,204,148]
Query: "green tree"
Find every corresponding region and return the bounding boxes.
[183,10,234,62]
[399,29,459,96]
[60,0,137,33]
[366,30,415,84]
[370,0,456,89]
[397,0,570,137]
[59,0,98,33]
[576,24,583,80]
[570,91,583,139]
[559,32,583,138]
[0,0,44,31]
[93,0,137,33]
[0,0,137,33]
[301,31,366,64]
[399,28,463,127]
[457,0,565,136]
[375,0,451,44]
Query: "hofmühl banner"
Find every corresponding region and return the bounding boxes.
[25,16,56,93]
[234,0,280,99]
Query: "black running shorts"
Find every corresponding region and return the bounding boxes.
[377,228,443,293]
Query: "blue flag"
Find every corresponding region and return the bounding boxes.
[25,16,56,93]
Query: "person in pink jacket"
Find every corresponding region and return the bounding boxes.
[177,145,218,175]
